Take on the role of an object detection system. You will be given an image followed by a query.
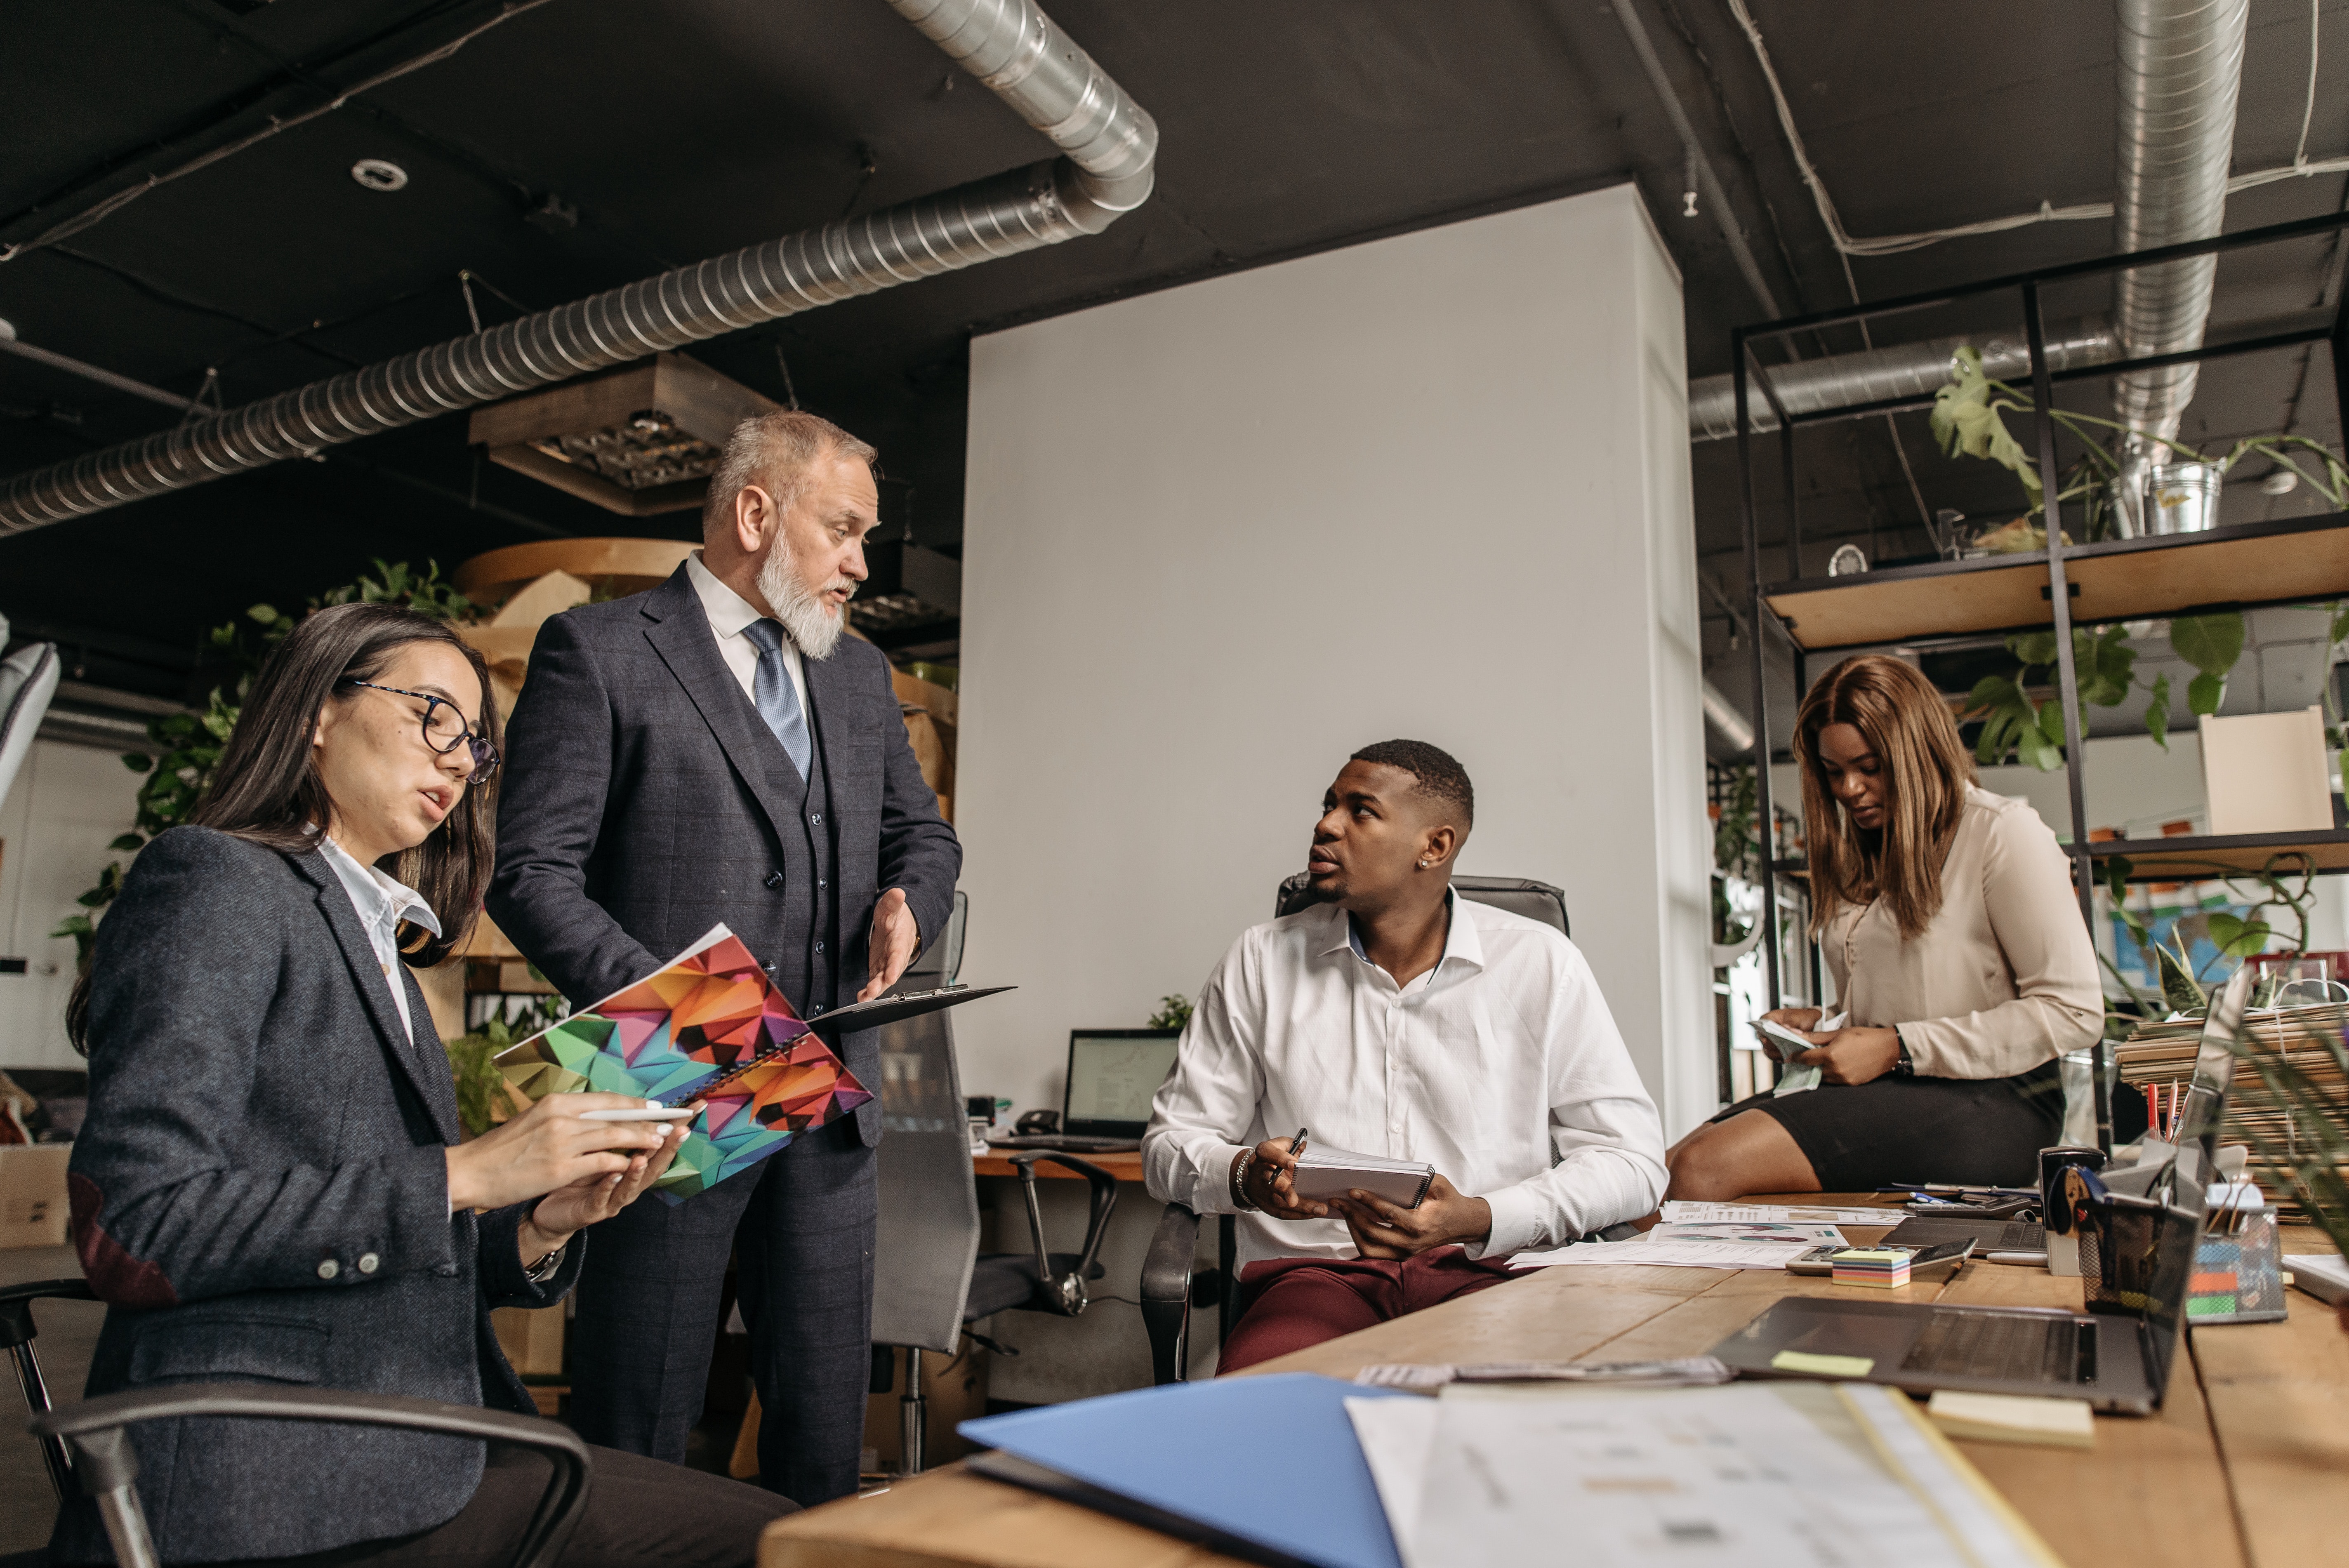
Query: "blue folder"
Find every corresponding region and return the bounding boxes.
[958,1373,1415,1568]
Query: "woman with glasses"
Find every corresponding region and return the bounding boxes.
[54,603,796,1568]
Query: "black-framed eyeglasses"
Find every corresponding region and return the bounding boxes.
[340,679,500,782]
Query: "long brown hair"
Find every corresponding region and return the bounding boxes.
[69,603,497,1050]
[1794,655,1975,940]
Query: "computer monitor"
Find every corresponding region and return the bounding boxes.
[1062,1029,1182,1138]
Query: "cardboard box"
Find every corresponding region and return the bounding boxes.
[0,1144,72,1249]
[491,1304,565,1377]
[2201,707,2335,835]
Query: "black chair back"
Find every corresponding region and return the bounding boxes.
[1271,872,1569,936]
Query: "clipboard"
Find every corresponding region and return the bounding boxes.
[802,984,1015,1039]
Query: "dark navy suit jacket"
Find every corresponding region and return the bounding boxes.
[55,827,581,1563]
[484,565,961,1141]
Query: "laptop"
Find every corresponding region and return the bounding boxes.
[1709,968,2249,1415]
[987,1028,1181,1153]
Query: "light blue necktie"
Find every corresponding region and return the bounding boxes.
[740,618,812,780]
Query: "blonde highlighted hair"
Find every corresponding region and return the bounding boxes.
[1794,655,1976,940]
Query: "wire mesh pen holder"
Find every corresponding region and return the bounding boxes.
[2185,1208,2287,1325]
[2077,1197,2193,1319]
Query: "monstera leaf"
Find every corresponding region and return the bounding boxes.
[1931,346,2041,502]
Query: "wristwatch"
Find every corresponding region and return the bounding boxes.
[1892,1026,1915,1078]
[1229,1147,1260,1212]
[524,1241,568,1284]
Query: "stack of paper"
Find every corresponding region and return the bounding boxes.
[1517,1221,1846,1270]
[2116,1001,2347,1219]
[1926,1390,2095,1450]
[1831,1248,1913,1288]
[1661,1201,1902,1227]
[1345,1381,2062,1567]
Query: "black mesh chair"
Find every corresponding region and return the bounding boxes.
[868,892,1119,1472]
[5,1278,97,1502]
[1140,874,1607,1384]
[31,1385,591,1568]
[9,1280,589,1568]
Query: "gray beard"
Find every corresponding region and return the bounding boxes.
[757,542,846,660]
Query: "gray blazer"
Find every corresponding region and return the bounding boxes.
[486,566,961,1144]
[54,826,580,1564]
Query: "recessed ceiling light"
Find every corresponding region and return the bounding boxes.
[351,159,408,192]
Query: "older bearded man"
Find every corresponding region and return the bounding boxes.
[489,410,961,1505]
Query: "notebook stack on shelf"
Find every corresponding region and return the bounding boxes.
[2115,1001,2348,1220]
[1830,1248,1912,1288]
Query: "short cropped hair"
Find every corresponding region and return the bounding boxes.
[1350,739,1473,829]
[702,409,877,535]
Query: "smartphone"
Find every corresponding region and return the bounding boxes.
[1751,1018,1819,1063]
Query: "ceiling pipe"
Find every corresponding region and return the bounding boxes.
[0,0,1155,537]
[2108,0,2248,533]
[1686,317,2118,441]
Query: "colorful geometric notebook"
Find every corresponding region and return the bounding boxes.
[492,924,872,1202]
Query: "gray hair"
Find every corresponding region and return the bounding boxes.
[702,409,878,536]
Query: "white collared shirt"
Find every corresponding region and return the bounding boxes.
[317,834,443,1046]
[1143,891,1669,1267]
[686,549,810,718]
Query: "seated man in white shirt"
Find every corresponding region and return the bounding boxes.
[1143,739,1669,1372]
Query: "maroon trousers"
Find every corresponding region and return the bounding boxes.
[1216,1246,1528,1373]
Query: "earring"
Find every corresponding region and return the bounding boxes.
[1417,859,1431,870]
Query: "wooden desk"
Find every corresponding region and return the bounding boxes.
[971,1149,1145,1182]
[765,1198,2348,1568]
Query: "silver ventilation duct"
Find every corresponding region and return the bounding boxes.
[0,0,1154,536]
[1686,318,2117,442]
[2109,0,2247,530]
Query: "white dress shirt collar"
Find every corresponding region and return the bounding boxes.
[686,549,808,711]
[316,833,441,1044]
[1329,885,1483,987]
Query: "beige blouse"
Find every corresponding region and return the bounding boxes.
[1822,786,2102,1079]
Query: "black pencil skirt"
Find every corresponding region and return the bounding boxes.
[1709,1062,2066,1190]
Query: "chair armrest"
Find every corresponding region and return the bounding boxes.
[32,1384,591,1568]
[0,1278,97,1350]
[1140,1203,1202,1385]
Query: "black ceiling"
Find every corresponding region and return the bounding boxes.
[4,0,2345,701]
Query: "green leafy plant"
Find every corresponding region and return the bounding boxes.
[1932,345,2349,534]
[444,1018,519,1141]
[1963,610,2260,770]
[1147,994,1194,1031]
[49,560,474,968]
[1711,764,1760,947]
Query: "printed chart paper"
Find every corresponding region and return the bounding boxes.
[494,924,871,1201]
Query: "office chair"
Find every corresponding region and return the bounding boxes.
[29,1385,590,1568]
[1141,873,1621,1385]
[5,1278,97,1502]
[867,892,1119,1474]
[7,1281,588,1568]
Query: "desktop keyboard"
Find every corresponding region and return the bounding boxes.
[1901,1310,2076,1382]
[986,1134,1143,1153]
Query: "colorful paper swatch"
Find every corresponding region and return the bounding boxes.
[494,924,871,1201]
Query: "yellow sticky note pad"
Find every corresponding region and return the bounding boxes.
[1770,1349,1875,1378]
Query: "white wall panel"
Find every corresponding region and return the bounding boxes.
[954,183,1715,1137]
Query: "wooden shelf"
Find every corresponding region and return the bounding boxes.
[1760,512,2349,651]
[1776,831,2349,883]
[2084,829,2349,881]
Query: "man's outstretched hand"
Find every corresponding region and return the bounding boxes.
[859,888,920,1002]
[1329,1174,1492,1259]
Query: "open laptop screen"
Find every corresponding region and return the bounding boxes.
[1064,1029,1182,1137]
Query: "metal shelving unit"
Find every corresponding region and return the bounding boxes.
[1735,209,2349,1154]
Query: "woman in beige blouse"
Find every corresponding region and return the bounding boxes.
[1666,655,2102,1198]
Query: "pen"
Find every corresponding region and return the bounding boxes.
[1290,1127,1308,1158]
